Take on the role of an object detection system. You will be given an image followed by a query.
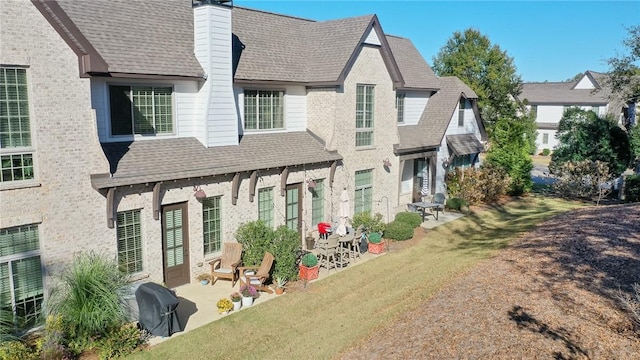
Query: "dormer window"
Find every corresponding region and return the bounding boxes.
[109,85,174,136]
[244,90,284,130]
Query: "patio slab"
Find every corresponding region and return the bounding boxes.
[147,210,465,346]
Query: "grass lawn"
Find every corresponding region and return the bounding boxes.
[129,196,583,360]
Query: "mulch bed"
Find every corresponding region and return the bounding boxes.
[338,203,640,359]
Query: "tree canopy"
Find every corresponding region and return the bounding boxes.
[550,108,631,177]
[432,28,523,133]
[606,25,640,104]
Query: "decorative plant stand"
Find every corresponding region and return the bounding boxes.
[299,264,319,281]
[368,241,385,254]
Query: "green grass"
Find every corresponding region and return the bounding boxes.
[130,197,582,360]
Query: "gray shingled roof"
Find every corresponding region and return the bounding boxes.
[397,76,478,152]
[520,79,610,105]
[55,0,204,78]
[92,132,342,189]
[385,35,439,90]
[446,134,483,156]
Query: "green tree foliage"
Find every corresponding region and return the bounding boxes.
[606,25,640,104]
[432,28,522,134]
[432,28,536,194]
[485,116,534,195]
[550,108,631,177]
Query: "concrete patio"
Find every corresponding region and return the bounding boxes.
[148,210,464,346]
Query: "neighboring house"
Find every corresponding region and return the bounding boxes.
[519,70,626,153]
[0,0,484,325]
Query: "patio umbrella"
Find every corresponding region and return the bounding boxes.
[420,165,430,196]
[337,188,350,236]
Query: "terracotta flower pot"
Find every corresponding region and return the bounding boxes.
[368,241,385,254]
[299,264,319,281]
[275,287,285,295]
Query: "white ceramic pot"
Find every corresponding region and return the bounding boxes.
[241,296,253,307]
[233,300,242,311]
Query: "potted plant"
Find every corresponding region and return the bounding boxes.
[274,276,287,295]
[368,232,385,254]
[230,292,242,311]
[216,298,233,314]
[196,273,211,285]
[239,284,259,307]
[298,252,319,281]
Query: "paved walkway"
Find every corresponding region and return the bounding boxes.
[147,210,464,346]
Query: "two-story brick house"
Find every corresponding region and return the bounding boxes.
[0,0,485,325]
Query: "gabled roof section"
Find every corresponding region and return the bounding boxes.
[91,132,342,189]
[34,0,205,79]
[386,35,439,90]
[447,134,484,156]
[520,79,610,105]
[397,76,481,152]
[232,8,402,86]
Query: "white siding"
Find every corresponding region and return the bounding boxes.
[537,105,565,124]
[536,130,559,152]
[574,75,596,89]
[194,4,238,147]
[91,78,199,143]
[401,91,429,126]
[363,27,381,46]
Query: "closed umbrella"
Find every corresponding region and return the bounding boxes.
[337,188,350,236]
[420,165,430,196]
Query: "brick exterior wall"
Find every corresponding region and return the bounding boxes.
[0,1,111,286]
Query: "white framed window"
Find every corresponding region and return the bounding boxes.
[109,85,174,136]
[1,67,34,183]
[244,90,284,130]
[203,196,222,255]
[458,97,466,127]
[354,169,373,214]
[396,93,405,123]
[356,85,374,147]
[542,133,549,145]
[0,224,43,328]
[116,210,143,274]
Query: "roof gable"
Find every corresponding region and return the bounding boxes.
[386,35,439,90]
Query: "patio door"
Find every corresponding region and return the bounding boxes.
[162,202,190,288]
[286,183,302,235]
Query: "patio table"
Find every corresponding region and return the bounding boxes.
[411,201,444,221]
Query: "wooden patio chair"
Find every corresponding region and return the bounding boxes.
[239,252,275,294]
[209,242,243,287]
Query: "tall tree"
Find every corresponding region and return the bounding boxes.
[433,28,535,195]
[432,28,523,133]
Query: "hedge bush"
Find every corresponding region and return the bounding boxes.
[394,212,422,229]
[542,148,551,156]
[383,220,413,241]
[624,174,640,202]
[446,198,467,211]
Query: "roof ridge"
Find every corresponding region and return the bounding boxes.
[233,5,315,23]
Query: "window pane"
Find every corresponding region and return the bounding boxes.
[132,87,155,134]
[311,179,324,226]
[244,91,257,130]
[245,90,284,130]
[0,68,31,148]
[0,154,33,182]
[116,210,143,274]
[154,87,173,134]
[258,188,274,228]
[354,169,373,214]
[109,85,133,135]
[203,196,222,255]
[356,85,374,147]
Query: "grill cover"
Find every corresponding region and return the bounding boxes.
[135,282,182,337]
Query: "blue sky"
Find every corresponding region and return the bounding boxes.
[233,1,638,83]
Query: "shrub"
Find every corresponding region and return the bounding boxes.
[445,164,509,205]
[300,253,318,267]
[48,252,130,342]
[368,232,382,244]
[542,148,551,156]
[383,221,413,241]
[624,174,640,202]
[37,315,73,360]
[551,160,612,204]
[446,198,466,211]
[0,340,37,360]
[394,212,422,229]
[351,212,386,234]
[97,323,143,360]
[236,222,300,283]
[618,283,640,329]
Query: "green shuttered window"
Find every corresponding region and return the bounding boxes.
[354,169,373,214]
[258,187,274,228]
[356,84,374,147]
[311,179,324,226]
